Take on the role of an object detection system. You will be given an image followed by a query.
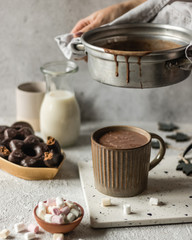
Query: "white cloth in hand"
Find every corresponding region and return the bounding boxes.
[55,34,85,59]
[55,0,192,59]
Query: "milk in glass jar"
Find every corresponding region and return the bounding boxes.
[40,61,80,147]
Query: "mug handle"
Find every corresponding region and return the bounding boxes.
[149,132,166,171]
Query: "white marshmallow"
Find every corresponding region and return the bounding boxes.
[123,204,131,215]
[36,208,46,220]
[66,212,76,223]
[24,232,36,240]
[44,214,53,223]
[149,197,159,206]
[70,208,80,218]
[65,200,74,208]
[0,229,10,239]
[37,201,46,219]
[47,206,54,214]
[56,197,65,208]
[101,198,111,207]
[14,222,26,233]
[38,201,46,210]
[53,233,64,240]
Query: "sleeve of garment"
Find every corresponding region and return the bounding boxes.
[151,1,192,29]
[108,0,171,25]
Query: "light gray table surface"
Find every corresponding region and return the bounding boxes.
[0,118,192,240]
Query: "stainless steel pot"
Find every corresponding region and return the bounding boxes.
[73,23,192,88]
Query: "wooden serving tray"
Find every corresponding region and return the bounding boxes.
[0,153,65,180]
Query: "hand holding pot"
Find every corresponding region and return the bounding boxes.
[71,0,146,35]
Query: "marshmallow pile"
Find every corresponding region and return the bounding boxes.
[36,197,82,224]
[0,223,40,239]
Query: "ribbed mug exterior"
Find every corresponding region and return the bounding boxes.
[91,140,151,197]
[91,126,165,197]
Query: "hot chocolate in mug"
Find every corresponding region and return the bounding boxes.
[91,125,166,197]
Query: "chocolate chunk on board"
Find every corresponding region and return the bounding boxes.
[176,160,192,176]
[158,122,179,131]
[177,142,192,176]
[176,160,186,171]
[183,163,192,176]
[166,132,190,142]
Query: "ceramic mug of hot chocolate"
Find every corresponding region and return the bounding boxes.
[91,125,166,197]
[16,81,46,131]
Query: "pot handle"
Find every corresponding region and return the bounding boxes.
[185,42,192,63]
[166,57,192,71]
[71,38,86,56]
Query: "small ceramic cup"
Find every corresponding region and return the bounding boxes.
[16,81,46,131]
[91,125,166,197]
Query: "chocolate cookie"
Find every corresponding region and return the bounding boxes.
[11,121,34,133]
[0,121,63,168]
[8,135,47,167]
[0,145,10,160]
[44,137,62,167]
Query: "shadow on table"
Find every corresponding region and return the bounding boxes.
[54,158,80,180]
[65,221,108,239]
[143,175,191,196]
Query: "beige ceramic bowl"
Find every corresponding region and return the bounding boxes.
[0,153,65,180]
[34,201,84,234]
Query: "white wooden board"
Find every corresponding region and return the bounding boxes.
[78,155,192,228]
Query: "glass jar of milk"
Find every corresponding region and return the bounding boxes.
[40,61,80,147]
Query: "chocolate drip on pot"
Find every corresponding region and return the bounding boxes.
[114,55,119,77]
[125,56,130,83]
[138,57,142,78]
[104,47,152,86]
[138,56,142,88]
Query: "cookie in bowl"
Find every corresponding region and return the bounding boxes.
[0,121,65,180]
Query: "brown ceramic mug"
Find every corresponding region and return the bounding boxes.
[91,126,166,197]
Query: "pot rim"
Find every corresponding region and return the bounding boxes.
[81,23,191,57]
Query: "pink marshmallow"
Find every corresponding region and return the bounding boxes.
[48,207,61,215]
[51,215,64,224]
[27,223,39,233]
[46,198,56,206]
[52,207,61,216]
[60,206,70,215]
